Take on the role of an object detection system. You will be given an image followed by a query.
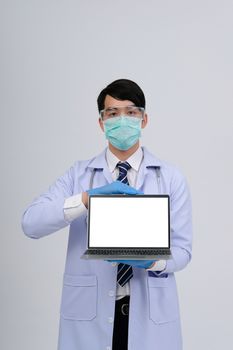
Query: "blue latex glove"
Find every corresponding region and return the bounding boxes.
[87,180,143,195]
[107,260,156,269]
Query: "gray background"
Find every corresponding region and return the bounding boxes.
[1,0,233,349]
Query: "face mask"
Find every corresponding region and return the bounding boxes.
[103,116,142,151]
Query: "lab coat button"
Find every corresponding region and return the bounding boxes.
[106,347,111,350]
[108,317,114,323]
[111,262,117,267]
[108,290,114,297]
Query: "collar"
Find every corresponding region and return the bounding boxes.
[106,147,143,173]
[87,146,161,170]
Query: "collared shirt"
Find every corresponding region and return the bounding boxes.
[105,146,143,184]
[63,146,166,299]
[105,146,143,299]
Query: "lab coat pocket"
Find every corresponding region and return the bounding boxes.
[60,274,97,321]
[148,275,179,324]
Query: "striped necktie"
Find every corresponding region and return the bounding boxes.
[116,161,133,287]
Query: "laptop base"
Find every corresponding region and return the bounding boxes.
[81,251,171,260]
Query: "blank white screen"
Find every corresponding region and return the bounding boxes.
[89,196,169,248]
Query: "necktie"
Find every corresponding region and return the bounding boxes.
[116,161,133,287]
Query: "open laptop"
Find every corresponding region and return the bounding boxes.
[81,194,172,260]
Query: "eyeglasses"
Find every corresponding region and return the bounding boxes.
[100,106,145,121]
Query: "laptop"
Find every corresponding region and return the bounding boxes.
[81,194,172,260]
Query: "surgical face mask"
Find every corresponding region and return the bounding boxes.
[103,116,142,151]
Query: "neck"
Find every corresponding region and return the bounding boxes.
[108,142,140,161]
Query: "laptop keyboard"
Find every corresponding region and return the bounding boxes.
[86,249,170,255]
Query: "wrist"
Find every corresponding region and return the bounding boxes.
[145,261,156,269]
[82,192,88,208]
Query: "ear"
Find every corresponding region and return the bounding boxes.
[99,117,105,132]
[141,113,148,129]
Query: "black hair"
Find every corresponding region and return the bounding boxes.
[97,79,146,112]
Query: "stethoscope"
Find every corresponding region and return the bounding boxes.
[89,166,162,194]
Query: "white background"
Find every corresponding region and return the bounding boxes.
[89,197,169,247]
[1,0,233,349]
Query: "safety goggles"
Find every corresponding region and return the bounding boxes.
[100,106,145,121]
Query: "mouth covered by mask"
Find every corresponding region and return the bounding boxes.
[104,116,142,151]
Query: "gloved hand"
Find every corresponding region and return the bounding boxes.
[87,180,143,195]
[107,260,156,269]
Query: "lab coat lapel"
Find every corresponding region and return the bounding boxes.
[87,148,113,184]
[102,166,113,184]
[136,146,161,189]
[136,162,148,189]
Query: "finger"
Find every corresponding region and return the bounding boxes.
[117,182,139,194]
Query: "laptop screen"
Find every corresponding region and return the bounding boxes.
[88,195,170,248]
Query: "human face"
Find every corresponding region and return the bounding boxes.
[99,95,148,132]
[98,95,148,157]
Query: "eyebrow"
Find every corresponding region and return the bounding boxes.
[105,107,118,111]
[105,105,136,111]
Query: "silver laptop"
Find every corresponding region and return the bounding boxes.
[81,194,172,260]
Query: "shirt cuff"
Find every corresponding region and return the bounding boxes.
[63,193,87,223]
[146,260,167,271]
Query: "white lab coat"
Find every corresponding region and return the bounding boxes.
[22,147,192,350]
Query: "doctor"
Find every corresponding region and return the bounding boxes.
[22,79,192,350]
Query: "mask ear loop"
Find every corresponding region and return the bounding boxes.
[141,108,147,130]
[140,117,143,128]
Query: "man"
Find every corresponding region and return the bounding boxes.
[22,79,192,350]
